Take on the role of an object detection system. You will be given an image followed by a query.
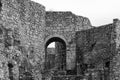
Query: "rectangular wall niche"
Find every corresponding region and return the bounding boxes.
[8,63,14,80]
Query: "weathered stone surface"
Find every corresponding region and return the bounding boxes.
[76,23,116,65]
[110,19,120,80]
[0,0,119,80]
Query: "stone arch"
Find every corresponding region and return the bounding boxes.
[44,34,68,47]
[44,35,67,71]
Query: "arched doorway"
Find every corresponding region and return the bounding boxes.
[45,37,66,71]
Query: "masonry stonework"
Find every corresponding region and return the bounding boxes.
[0,0,120,80]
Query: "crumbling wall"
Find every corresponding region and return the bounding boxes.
[110,19,120,80]
[76,23,116,64]
[76,23,116,79]
[75,16,93,31]
[18,1,45,80]
[0,0,119,80]
[0,0,45,80]
[0,54,8,80]
[45,11,92,71]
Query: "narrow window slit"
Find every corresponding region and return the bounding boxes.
[0,0,2,11]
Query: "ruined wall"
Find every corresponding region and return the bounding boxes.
[0,0,45,80]
[110,19,120,80]
[0,0,119,80]
[76,23,116,79]
[45,11,92,70]
[76,23,116,64]
[75,16,92,31]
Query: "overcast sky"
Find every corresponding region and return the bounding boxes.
[32,0,120,26]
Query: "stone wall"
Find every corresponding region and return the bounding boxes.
[0,0,45,80]
[44,11,92,70]
[0,0,119,80]
[110,19,120,80]
[76,22,116,79]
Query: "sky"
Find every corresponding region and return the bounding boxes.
[32,0,120,26]
[31,0,120,47]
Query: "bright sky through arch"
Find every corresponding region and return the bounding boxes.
[48,42,55,48]
[32,0,120,47]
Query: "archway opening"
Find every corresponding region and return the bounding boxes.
[45,37,66,71]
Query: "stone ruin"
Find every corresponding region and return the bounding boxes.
[0,0,120,80]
